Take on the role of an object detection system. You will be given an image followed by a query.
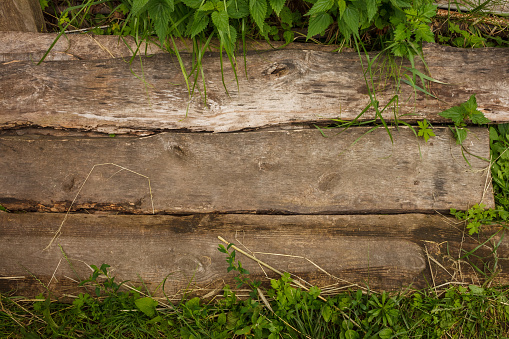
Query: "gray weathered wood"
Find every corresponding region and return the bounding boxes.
[0,32,341,62]
[436,0,509,14]
[1,43,508,133]
[0,0,46,32]
[1,213,506,298]
[0,127,493,214]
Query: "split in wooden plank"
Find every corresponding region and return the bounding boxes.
[1,212,506,298]
[0,0,46,33]
[0,127,493,214]
[1,43,508,133]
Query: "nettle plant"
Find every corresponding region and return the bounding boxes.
[103,0,437,56]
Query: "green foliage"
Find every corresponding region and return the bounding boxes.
[451,203,508,235]
[490,124,509,211]
[417,119,434,142]
[439,94,491,144]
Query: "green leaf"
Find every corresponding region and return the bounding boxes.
[307,12,332,39]
[135,297,158,318]
[269,0,285,16]
[489,127,499,141]
[228,0,250,18]
[366,0,378,22]
[471,111,491,125]
[187,11,210,37]
[199,1,216,11]
[280,6,293,26]
[450,126,468,145]
[344,329,360,339]
[321,305,332,322]
[212,10,229,32]
[379,328,393,339]
[250,0,268,32]
[440,106,467,126]
[469,284,485,295]
[181,0,202,8]
[283,30,294,43]
[131,0,150,15]
[343,7,360,36]
[147,0,174,43]
[235,326,252,335]
[306,0,334,16]
[338,0,346,17]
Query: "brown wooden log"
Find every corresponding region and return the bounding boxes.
[1,212,506,298]
[0,0,46,33]
[0,127,493,214]
[1,43,508,133]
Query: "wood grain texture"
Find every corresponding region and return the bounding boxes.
[0,32,341,62]
[0,0,46,33]
[1,43,508,133]
[1,212,506,298]
[0,127,493,214]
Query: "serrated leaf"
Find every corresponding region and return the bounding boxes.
[148,0,174,42]
[366,0,378,22]
[439,106,467,126]
[228,0,250,18]
[343,7,360,36]
[250,0,267,32]
[131,0,150,16]
[321,305,332,322]
[212,10,229,32]
[463,94,478,114]
[269,0,285,16]
[415,22,434,42]
[471,111,491,125]
[393,23,409,42]
[279,6,293,25]
[135,297,158,318]
[181,0,202,8]
[307,12,332,39]
[389,0,411,9]
[187,11,210,37]
[306,0,334,16]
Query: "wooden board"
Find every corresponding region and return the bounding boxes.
[0,127,493,214]
[435,0,509,14]
[0,32,341,62]
[1,213,506,298]
[1,43,508,133]
[0,0,46,33]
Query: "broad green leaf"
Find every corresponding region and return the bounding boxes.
[269,0,285,16]
[307,12,332,39]
[463,94,478,114]
[187,11,210,37]
[469,284,485,295]
[415,22,434,42]
[227,0,250,18]
[439,106,467,126]
[235,326,252,335]
[389,0,411,9]
[283,29,294,43]
[279,6,293,25]
[212,10,229,32]
[366,0,378,21]
[199,1,216,11]
[147,0,174,42]
[217,312,227,325]
[393,23,409,42]
[250,0,268,32]
[379,328,393,339]
[306,0,334,16]
[344,329,360,339]
[131,0,150,15]
[135,297,158,318]
[490,127,499,141]
[321,305,332,322]
[343,7,360,36]
[338,0,346,17]
[471,111,491,125]
[181,0,202,8]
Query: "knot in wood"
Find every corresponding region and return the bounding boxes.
[263,62,289,76]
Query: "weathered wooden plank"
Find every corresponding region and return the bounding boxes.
[436,0,509,14]
[0,32,341,62]
[1,43,508,133]
[0,127,493,214]
[1,213,506,298]
[0,0,46,33]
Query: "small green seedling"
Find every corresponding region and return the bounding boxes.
[417,119,435,142]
